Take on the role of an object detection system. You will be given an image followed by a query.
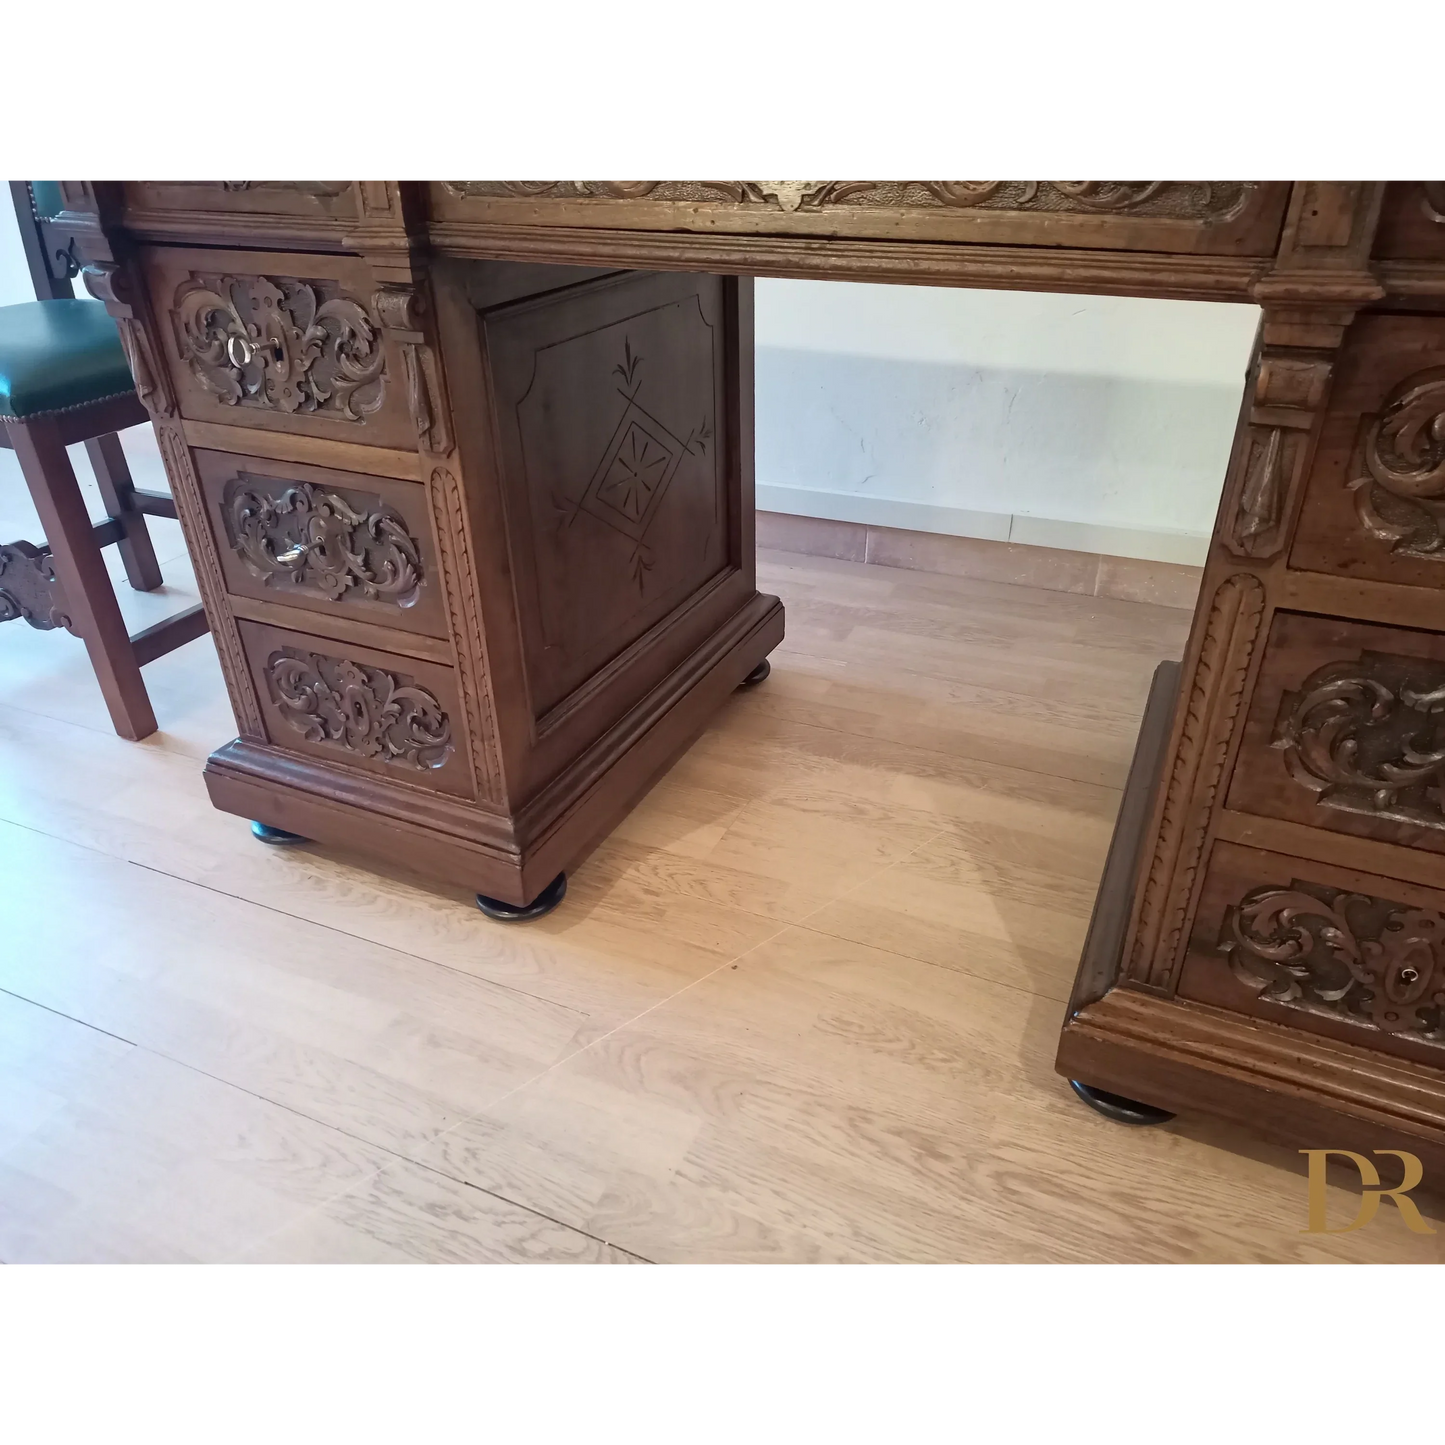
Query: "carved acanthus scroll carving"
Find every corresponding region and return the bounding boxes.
[1273,650,1445,832]
[0,541,71,631]
[226,481,422,607]
[1129,574,1266,989]
[1221,881,1445,1042]
[444,180,1250,221]
[266,649,452,770]
[173,275,385,420]
[1347,368,1445,559]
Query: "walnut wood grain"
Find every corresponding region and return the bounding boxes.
[72,178,1445,1175]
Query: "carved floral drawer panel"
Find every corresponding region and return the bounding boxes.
[195,449,448,641]
[140,246,422,450]
[236,618,474,799]
[1288,313,1445,589]
[427,181,1292,256]
[1176,838,1445,1067]
[124,182,365,226]
[1227,610,1445,855]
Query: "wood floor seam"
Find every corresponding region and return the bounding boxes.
[122,857,595,1021]
[0,984,141,1051]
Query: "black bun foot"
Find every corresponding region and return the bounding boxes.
[739,658,771,687]
[250,821,309,846]
[476,871,567,922]
[1069,1079,1175,1126]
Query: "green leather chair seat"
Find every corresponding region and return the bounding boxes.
[0,299,135,420]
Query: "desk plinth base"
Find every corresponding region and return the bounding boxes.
[1056,660,1445,1186]
[205,591,782,909]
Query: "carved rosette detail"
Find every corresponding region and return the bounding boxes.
[427,467,500,801]
[227,482,423,607]
[173,275,385,420]
[154,426,265,739]
[1347,368,1445,558]
[0,541,72,631]
[1129,574,1266,988]
[444,180,1248,221]
[1273,650,1445,831]
[1221,882,1445,1041]
[266,649,452,771]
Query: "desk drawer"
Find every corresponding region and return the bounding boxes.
[1227,610,1445,856]
[124,181,363,228]
[141,246,417,449]
[1288,313,1445,591]
[237,618,473,799]
[195,449,448,641]
[430,181,1291,256]
[1177,838,1445,1067]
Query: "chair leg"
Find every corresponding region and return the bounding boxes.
[84,431,163,592]
[7,416,157,740]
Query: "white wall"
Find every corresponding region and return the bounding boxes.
[756,279,1259,565]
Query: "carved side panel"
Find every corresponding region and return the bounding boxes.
[1126,574,1267,989]
[1177,839,1445,1063]
[1228,611,1445,855]
[480,270,732,721]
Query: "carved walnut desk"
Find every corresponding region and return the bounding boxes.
[57,179,1445,1174]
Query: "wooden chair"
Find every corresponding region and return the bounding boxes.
[1,181,207,739]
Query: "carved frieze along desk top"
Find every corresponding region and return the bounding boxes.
[51,178,1445,1183]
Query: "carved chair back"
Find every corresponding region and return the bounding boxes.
[8,182,86,301]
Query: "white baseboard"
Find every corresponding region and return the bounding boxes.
[753,483,1209,567]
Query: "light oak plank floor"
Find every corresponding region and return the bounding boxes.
[2,467,1442,1261]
